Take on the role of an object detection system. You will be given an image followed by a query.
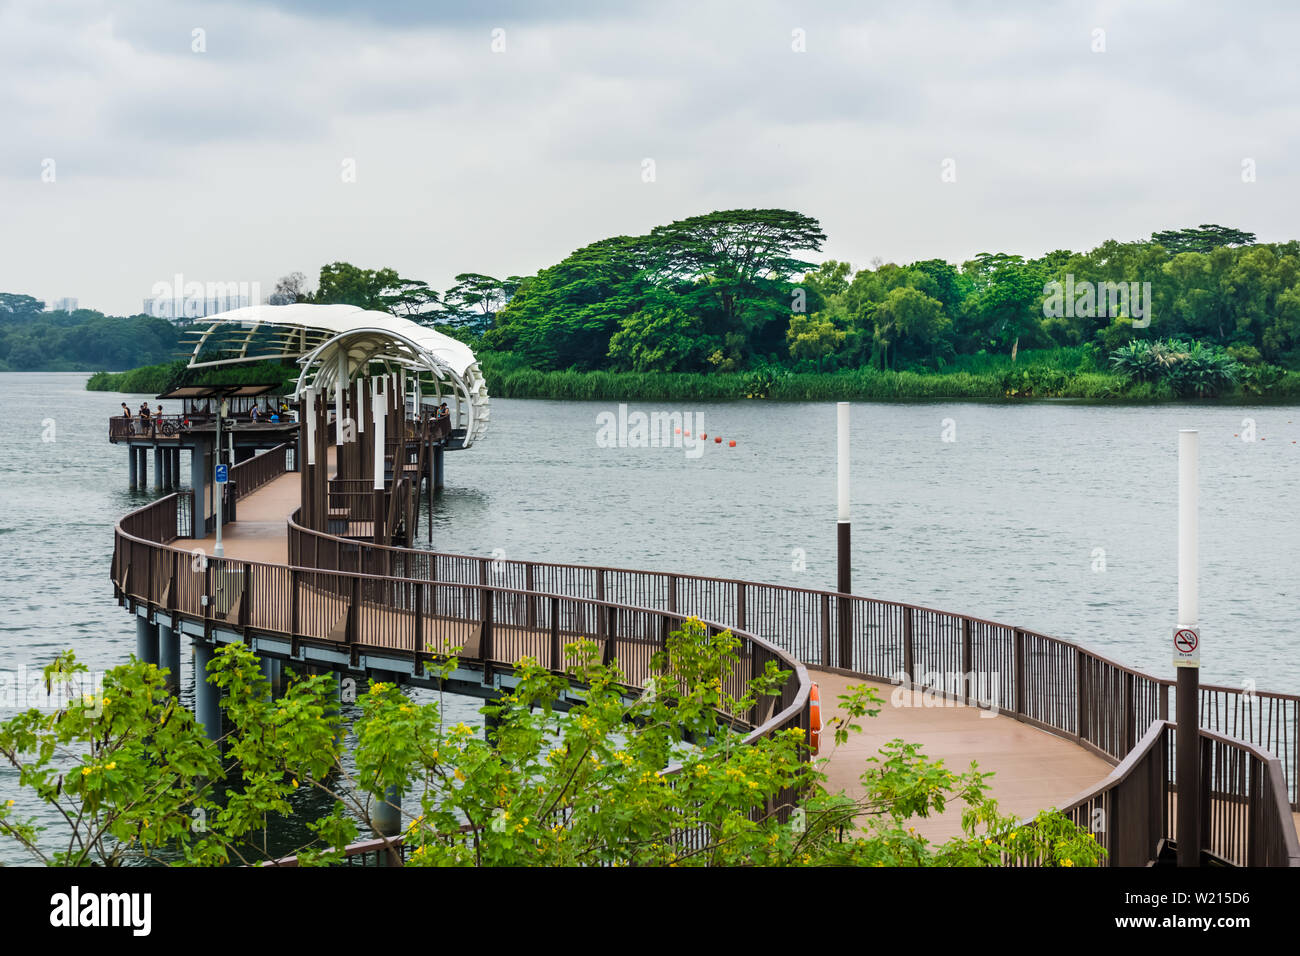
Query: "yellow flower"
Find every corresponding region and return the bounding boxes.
[454,769,466,782]
[106,762,116,770]
[1061,858,1075,867]
[291,778,298,788]
[81,767,92,776]
[5,799,14,808]
[983,838,992,846]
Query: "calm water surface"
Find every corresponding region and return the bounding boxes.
[2,372,1298,862]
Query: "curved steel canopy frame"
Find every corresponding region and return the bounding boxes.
[182,304,490,448]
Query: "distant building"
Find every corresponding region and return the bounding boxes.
[144,293,251,324]
[49,297,78,313]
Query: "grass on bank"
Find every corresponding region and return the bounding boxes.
[86,347,1300,402]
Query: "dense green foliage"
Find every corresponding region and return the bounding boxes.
[488,209,826,371]
[0,294,180,371]
[1,631,1105,867]
[14,207,1300,400]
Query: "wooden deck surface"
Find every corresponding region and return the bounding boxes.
[810,668,1116,843]
[198,471,1220,846]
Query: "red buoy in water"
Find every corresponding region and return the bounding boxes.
[714,436,722,443]
[728,440,736,447]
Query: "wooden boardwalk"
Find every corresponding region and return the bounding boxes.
[811,669,1115,842]
[204,473,1146,844]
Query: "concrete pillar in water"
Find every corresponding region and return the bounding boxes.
[159,621,181,694]
[193,640,221,742]
[153,445,163,492]
[259,655,283,699]
[190,442,209,540]
[135,615,159,665]
[173,449,182,489]
[433,444,444,491]
[127,444,138,488]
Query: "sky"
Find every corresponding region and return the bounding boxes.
[3,0,1297,316]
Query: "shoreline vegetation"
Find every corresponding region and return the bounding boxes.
[83,346,1300,402]
[6,209,1298,403]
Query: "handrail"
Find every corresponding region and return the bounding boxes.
[1054,721,1300,867]
[112,478,1298,866]
[112,499,811,765]
[227,443,291,499]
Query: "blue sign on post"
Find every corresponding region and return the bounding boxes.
[214,463,229,484]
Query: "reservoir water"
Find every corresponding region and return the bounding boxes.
[2,371,1298,862]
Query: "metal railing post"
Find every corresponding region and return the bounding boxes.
[549,596,561,671]
[961,617,973,704]
[902,606,915,686]
[1013,627,1026,716]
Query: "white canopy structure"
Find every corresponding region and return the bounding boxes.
[181,303,490,448]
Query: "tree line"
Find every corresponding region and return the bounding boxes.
[0,294,180,371]
[15,214,1300,388]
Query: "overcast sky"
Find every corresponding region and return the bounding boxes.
[3,0,1297,315]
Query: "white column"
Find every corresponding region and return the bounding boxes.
[335,351,346,445]
[305,388,317,467]
[1178,429,1198,629]
[837,403,850,522]
[373,377,386,490]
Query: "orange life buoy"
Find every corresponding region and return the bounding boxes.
[809,682,822,755]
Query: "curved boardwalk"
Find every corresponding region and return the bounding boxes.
[811,669,1114,841]
[212,474,1121,840]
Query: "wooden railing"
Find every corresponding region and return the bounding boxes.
[228,443,292,499]
[113,481,1297,866]
[112,499,813,804]
[284,515,1300,810]
[108,415,188,441]
[1057,721,1300,867]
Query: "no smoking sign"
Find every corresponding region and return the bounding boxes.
[1173,627,1200,668]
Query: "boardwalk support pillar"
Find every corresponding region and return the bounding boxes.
[135,615,159,665]
[190,441,209,540]
[260,655,282,699]
[158,621,180,694]
[434,444,444,491]
[128,445,138,488]
[193,640,221,742]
